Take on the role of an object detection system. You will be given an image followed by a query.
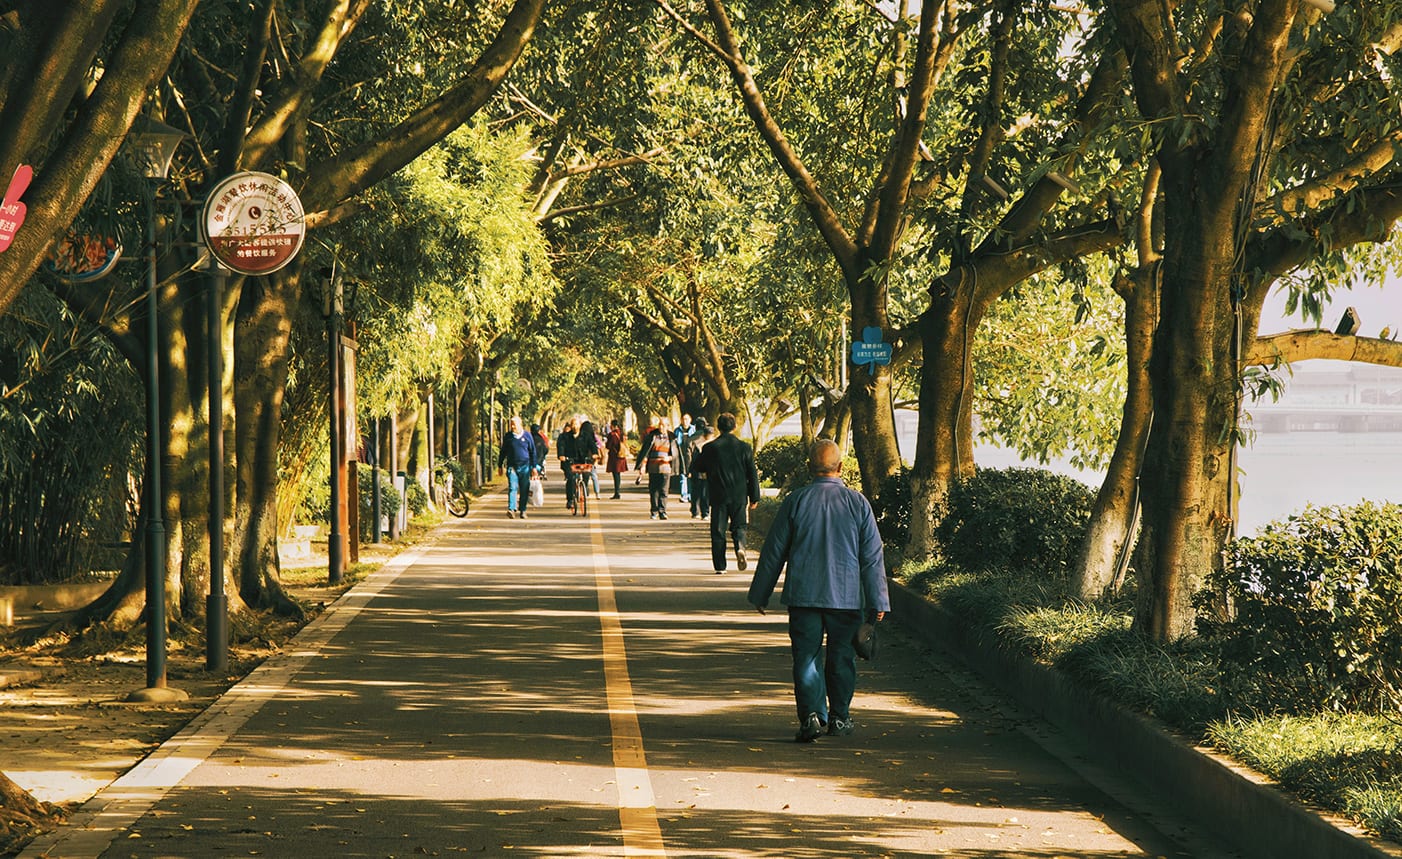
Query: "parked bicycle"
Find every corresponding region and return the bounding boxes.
[434,462,470,518]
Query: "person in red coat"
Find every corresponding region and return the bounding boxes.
[605,419,630,499]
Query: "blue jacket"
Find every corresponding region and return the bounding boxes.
[498,431,536,469]
[748,477,889,613]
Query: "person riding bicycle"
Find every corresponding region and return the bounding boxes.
[565,420,602,513]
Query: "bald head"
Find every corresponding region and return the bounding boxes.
[808,439,843,477]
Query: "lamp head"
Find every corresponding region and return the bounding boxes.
[129,115,187,180]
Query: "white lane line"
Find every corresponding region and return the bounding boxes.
[19,541,433,859]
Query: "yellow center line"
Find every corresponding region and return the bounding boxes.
[589,507,667,857]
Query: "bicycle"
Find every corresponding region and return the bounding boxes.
[433,463,470,518]
[569,462,594,517]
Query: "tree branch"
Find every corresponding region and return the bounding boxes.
[1248,330,1402,368]
[1248,183,1402,284]
[659,0,860,280]
[975,217,1125,303]
[1259,130,1402,227]
[301,0,546,214]
[242,0,373,170]
[536,194,641,225]
[864,0,949,260]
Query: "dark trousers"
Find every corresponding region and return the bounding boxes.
[611,471,621,496]
[709,499,748,571]
[648,472,669,514]
[788,606,863,723]
[690,478,710,517]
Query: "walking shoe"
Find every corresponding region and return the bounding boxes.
[611,494,621,500]
[659,512,668,520]
[827,717,854,737]
[505,510,514,518]
[714,569,725,575]
[736,546,748,571]
[650,513,658,520]
[795,712,824,743]
[518,510,527,520]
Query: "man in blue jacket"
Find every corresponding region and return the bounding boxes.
[497,415,536,519]
[747,438,889,742]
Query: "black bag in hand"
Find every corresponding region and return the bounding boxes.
[854,615,878,661]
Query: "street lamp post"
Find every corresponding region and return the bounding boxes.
[127,115,188,703]
[322,265,345,585]
[371,417,382,543]
[206,264,228,673]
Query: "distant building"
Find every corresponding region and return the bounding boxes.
[1247,362,1402,432]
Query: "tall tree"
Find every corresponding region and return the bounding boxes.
[1106,0,1402,638]
[656,0,958,494]
[0,1,201,315]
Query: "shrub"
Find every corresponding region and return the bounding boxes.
[755,435,806,489]
[357,468,402,541]
[746,496,784,544]
[403,475,430,517]
[935,467,1095,579]
[1200,502,1402,714]
[755,435,861,493]
[872,467,912,544]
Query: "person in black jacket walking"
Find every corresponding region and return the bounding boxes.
[691,412,760,573]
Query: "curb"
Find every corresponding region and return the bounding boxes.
[889,581,1402,859]
[1,582,111,627]
[0,668,42,689]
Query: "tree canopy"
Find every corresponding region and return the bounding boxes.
[2,0,1402,657]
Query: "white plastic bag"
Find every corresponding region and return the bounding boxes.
[530,474,544,507]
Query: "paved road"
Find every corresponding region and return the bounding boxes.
[23,478,1236,858]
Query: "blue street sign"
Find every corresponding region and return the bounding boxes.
[851,326,893,374]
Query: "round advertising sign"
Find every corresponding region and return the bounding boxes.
[201,171,305,275]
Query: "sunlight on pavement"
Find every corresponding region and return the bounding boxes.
[588,507,668,856]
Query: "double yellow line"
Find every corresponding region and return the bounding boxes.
[588,511,667,856]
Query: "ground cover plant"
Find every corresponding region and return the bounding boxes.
[889,470,1402,843]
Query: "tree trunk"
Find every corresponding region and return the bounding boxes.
[449,355,489,489]
[846,262,902,495]
[72,508,150,630]
[0,769,57,828]
[907,279,981,558]
[70,241,226,630]
[1134,223,1238,640]
[232,273,303,616]
[1075,268,1156,600]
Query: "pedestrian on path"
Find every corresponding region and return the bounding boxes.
[747,438,889,742]
[672,413,698,502]
[635,416,679,519]
[687,418,714,519]
[691,412,759,572]
[530,422,550,480]
[605,419,630,498]
[497,415,537,519]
